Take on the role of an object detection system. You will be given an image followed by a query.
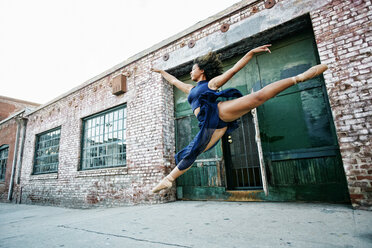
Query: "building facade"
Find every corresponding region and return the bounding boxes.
[0,96,39,202]
[0,96,39,121]
[5,0,371,209]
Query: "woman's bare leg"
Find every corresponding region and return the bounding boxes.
[203,127,228,152]
[219,64,328,122]
[218,77,295,122]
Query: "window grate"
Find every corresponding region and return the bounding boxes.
[33,128,60,174]
[81,105,127,170]
[0,146,9,181]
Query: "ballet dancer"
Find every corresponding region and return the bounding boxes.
[151,44,327,193]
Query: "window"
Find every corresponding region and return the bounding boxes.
[0,146,9,181]
[33,128,60,174]
[81,105,127,170]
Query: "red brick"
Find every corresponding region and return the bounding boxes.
[312,0,372,209]
[0,97,40,202]
[356,176,372,180]
[350,194,365,200]
[0,96,40,121]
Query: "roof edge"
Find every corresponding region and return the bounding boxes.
[0,109,25,125]
[0,95,40,106]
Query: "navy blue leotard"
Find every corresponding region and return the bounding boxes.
[175,80,242,170]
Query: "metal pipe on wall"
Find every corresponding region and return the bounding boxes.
[16,118,28,185]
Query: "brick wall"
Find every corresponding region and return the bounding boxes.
[20,64,177,208]
[0,119,17,201]
[311,0,372,210]
[0,96,39,121]
[19,0,271,208]
[17,0,372,209]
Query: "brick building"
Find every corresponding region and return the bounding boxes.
[0,96,39,202]
[0,95,39,121]
[4,0,371,209]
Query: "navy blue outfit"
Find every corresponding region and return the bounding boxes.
[175,80,242,170]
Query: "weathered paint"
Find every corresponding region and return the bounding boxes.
[177,186,229,201]
[255,28,349,203]
[9,0,369,209]
[175,22,349,203]
[226,190,264,202]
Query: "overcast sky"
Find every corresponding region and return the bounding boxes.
[0,0,240,104]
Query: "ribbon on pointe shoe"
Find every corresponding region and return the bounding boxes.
[295,64,328,83]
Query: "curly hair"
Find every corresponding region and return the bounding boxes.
[193,51,223,81]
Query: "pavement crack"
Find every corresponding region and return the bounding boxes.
[57,225,191,248]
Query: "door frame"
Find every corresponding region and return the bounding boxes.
[251,107,269,195]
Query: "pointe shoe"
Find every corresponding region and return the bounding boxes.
[151,177,173,193]
[294,64,328,83]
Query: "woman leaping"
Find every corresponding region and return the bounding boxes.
[151,44,327,193]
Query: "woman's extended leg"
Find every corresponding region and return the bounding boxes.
[152,64,327,193]
[218,64,328,122]
[151,127,228,193]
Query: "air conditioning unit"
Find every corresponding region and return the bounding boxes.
[112,74,127,95]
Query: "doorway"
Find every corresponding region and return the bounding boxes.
[223,113,263,190]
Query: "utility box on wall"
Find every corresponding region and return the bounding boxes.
[112,74,127,95]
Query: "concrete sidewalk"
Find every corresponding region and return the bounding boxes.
[0,201,371,248]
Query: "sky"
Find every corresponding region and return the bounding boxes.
[0,0,240,104]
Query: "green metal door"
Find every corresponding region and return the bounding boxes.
[174,28,349,202]
[254,30,349,202]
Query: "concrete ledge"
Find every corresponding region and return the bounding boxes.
[30,173,58,180]
[75,167,128,178]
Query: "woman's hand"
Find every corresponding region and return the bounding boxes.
[250,44,272,54]
[209,44,271,90]
[151,68,162,73]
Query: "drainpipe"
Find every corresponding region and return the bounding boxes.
[8,117,21,201]
[16,117,28,185]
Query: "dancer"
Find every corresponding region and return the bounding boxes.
[151,44,327,193]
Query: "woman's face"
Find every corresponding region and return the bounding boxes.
[190,64,204,82]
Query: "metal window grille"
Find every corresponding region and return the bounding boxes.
[81,105,127,170]
[0,147,9,181]
[33,128,60,174]
[225,113,263,190]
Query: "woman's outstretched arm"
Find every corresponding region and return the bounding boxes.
[151,68,194,94]
[208,44,271,90]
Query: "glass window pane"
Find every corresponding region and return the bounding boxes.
[81,105,127,170]
[33,128,60,174]
[0,147,9,181]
